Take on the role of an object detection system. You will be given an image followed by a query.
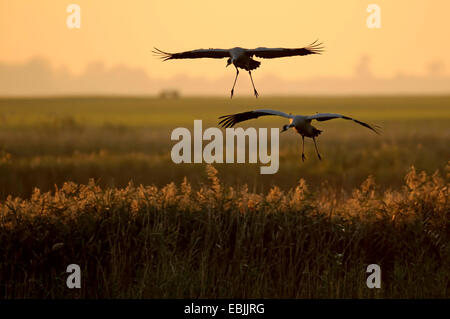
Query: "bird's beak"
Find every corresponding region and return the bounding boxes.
[281,124,292,133]
[226,62,231,67]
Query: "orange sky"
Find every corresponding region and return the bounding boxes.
[1,0,449,80]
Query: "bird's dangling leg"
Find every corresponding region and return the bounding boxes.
[301,135,306,162]
[248,70,259,98]
[230,67,239,99]
[313,136,322,160]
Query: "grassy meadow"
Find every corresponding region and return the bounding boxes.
[0,95,449,198]
[0,96,449,298]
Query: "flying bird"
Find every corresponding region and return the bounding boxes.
[218,109,380,161]
[152,41,324,98]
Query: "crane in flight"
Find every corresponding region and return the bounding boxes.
[153,41,324,98]
[218,109,380,161]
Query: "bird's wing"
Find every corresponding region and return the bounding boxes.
[246,40,324,59]
[306,113,381,134]
[218,109,293,128]
[152,48,230,61]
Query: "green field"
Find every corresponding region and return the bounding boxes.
[0,96,449,198]
[0,96,449,298]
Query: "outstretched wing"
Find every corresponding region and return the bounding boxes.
[152,48,230,61]
[306,113,381,134]
[218,109,293,128]
[247,40,324,59]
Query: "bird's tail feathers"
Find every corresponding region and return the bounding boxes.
[248,59,261,70]
[312,127,322,137]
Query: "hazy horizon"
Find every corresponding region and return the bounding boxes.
[0,54,449,97]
